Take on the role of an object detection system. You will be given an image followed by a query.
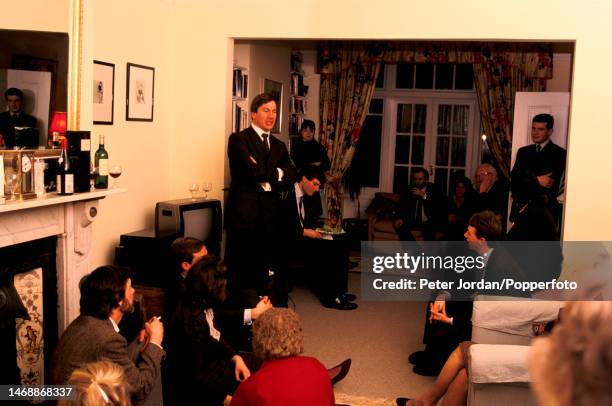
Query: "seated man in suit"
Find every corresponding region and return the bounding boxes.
[410,210,526,376]
[394,167,445,241]
[0,88,37,148]
[277,166,357,310]
[474,163,509,234]
[50,265,165,404]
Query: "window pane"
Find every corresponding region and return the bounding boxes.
[415,64,434,89]
[434,167,449,196]
[437,104,451,135]
[436,136,450,166]
[393,166,409,194]
[395,135,410,164]
[411,136,425,165]
[414,104,427,134]
[435,64,453,89]
[357,115,382,187]
[452,105,469,135]
[369,98,383,114]
[451,137,467,167]
[455,64,474,90]
[449,169,466,189]
[375,64,385,88]
[396,104,412,132]
[396,63,414,88]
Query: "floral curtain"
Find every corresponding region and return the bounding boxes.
[319,57,381,217]
[473,62,547,179]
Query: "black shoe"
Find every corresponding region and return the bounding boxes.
[328,358,351,385]
[408,350,426,365]
[396,397,411,406]
[340,292,357,302]
[348,260,359,269]
[322,297,358,310]
[413,363,438,377]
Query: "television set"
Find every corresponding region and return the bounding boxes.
[155,198,222,247]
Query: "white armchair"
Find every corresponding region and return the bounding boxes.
[466,295,563,406]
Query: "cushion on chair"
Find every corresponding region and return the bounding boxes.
[469,344,531,383]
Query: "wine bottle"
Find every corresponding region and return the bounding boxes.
[56,138,74,195]
[94,134,109,189]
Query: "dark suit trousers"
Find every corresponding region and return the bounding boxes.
[299,236,349,304]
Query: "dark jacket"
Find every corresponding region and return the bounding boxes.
[167,301,238,405]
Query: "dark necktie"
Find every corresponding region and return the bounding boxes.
[415,199,423,225]
[299,196,305,225]
[262,133,270,152]
[536,144,542,153]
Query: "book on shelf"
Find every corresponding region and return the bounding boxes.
[291,73,304,97]
[232,69,246,98]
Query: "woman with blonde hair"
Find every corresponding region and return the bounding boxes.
[231,308,334,405]
[529,301,612,406]
[59,360,130,406]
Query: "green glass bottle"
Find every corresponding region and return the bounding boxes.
[94,134,109,189]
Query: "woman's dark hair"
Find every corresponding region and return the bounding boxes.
[79,266,131,319]
[183,255,227,308]
[451,175,475,197]
[170,237,205,273]
[299,119,315,132]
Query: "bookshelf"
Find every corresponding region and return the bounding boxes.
[289,51,307,152]
[232,66,248,133]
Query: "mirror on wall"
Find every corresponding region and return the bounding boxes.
[0,29,68,148]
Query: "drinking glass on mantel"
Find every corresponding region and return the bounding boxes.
[202,182,212,199]
[109,165,122,188]
[188,183,199,201]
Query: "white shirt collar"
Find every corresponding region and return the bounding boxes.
[536,139,550,149]
[109,317,120,333]
[294,182,304,200]
[251,124,268,142]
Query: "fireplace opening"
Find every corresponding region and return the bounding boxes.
[0,236,58,387]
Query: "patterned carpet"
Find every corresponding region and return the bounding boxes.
[335,392,395,406]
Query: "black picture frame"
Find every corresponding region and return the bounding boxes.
[93,60,115,125]
[126,63,155,122]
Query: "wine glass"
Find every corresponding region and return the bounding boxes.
[5,168,18,200]
[89,163,98,192]
[202,182,212,199]
[188,183,199,201]
[109,165,122,188]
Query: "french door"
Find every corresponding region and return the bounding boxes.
[381,97,479,196]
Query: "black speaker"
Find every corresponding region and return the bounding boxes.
[66,131,91,193]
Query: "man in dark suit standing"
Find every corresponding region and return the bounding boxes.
[510,113,566,239]
[50,266,165,403]
[225,93,297,300]
[0,88,37,148]
[276,167,357,310]
[394,167,444,241]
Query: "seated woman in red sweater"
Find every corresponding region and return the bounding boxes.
[231,308,335,406]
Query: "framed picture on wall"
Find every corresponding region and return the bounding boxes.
[93,60,115,125]
[263,78,282,134]
[126,63,155,122]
